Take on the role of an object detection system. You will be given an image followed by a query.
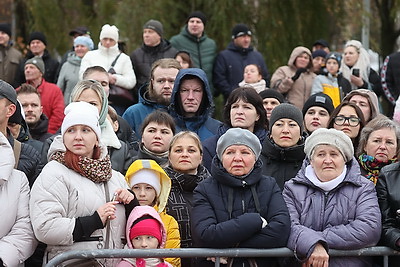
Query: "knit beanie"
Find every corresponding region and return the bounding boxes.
[313,39,330,49]
[0,23,11,37]
[69,26,90,36]
[28,31,47,45]
[0,80,17,105]
[258,89,285,104]
[143,19,163,37]
[128,169,161,196]
[187,11,207,25]
[25,56,45,74]
[312,49,327,59]
[325,52,342,68]
[99,24,119,42]
[231,23,252,39]
[304,128,354,162]
[216,128,261,160]
[302,93,334,116]
[74,36,94,50]
[129,217,162,244]
[269,103,303,132]
[61,101,101,141]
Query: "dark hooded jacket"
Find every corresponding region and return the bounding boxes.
[202,124,266,172]
[169,68,221,141]
[260,132,307,190]
[213,41,270,100]
[29,114,52,143]
[130,39,178,90]
[283,158,381,266]
[191,157,290,266]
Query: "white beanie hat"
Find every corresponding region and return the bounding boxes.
[304,128,354,162]
[99,24,119,42]
[128,169,161,196]
[61,102,101,140]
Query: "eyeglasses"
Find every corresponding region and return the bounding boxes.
[333,115,361,127]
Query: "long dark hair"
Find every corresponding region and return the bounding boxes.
[223,87,268,131]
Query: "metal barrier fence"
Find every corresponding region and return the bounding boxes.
[45,246,400,267]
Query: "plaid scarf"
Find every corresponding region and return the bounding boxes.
[51,151,112,183]
[358,153,397,185]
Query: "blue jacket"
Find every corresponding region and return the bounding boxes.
[122,83,167,139]
[213,42,270,100]
[192,157,290,266]
[283,158,381,267]
[169,68,221,141]
[202,124,267,172]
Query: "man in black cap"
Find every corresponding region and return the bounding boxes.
[130,19,177,102]
[0,23,22,85]
[170,11,217,91]
[14,31,59,86]
[213,23,270,102]
[312,39,330,53]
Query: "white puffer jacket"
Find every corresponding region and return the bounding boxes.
[79,43,136,90]
[0,132,37,267]
[30,136,129,265]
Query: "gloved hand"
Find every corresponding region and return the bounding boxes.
[291,68,307,81]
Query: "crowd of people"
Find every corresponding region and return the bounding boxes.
[2,9,400,267]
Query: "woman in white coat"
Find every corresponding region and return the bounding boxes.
[0,132,37,267]
[30,101,137,266]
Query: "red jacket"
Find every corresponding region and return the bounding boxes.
[36,79,65,134]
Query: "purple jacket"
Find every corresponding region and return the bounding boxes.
[282,158,381,267]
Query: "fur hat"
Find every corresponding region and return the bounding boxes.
[187,11,207,25]
[0,23,11,37]
[258,89,285,104]
[99,24,119,42]
[232,23,252,39]
[28,31,47,45]
[74,36,94,50]
[216,128,261,160]
[25,56,45,74]
[269,103,303,132]
[0,80,17,105]
[143,19,163,37]
[302,93,334,116]
[304,128,354,162]
[129,216,162,245]
[61,101,101,141]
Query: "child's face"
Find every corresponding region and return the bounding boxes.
[326,59,339,75]
[131,183,157,206]
[243,65,262,83]
[131,235,159,249]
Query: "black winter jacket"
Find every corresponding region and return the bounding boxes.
[191,158,290,266]
[260,133,306,190]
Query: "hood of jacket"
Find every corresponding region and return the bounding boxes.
[261,131,307,162]
[292,156,363,188]
[66,51,82,66]
[210,156,264,187]
[125,159,171,213]
[47,134,108,161]
[288,46,313,70]
[169,68,214,128]
[343,89,380,120]
[125,206,167,249]
[227,41,254,55]
[0,132,14,185]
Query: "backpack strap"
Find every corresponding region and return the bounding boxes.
[13,139,21,168]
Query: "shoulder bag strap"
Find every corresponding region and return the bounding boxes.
[110,53,122,68]
[104,182,111,249]
[13,139,21,168]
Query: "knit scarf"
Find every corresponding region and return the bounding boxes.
[123,257,169,267]
[51,151,112,183]
[358,153,397,185]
